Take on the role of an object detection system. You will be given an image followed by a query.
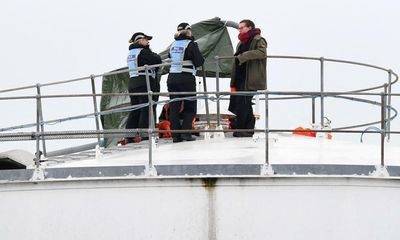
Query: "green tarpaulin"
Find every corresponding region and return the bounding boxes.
[100,17,235,147]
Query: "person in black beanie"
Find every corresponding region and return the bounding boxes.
[228,19,267,137]
[167,23,204,143]
[125,32,162,143]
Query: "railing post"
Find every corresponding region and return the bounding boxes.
[311,97,316,124]
[144,65,155,130]
[319,57,325,127]
[35,94,41,168]
[215,56,221,127]
[201,65,211,127]
[383,84,388,136]
[387,70,392,141]
[265,90,269,165]
[144,65,155,175]
[261,53,273,176]
[380,92,386,167]
[35,84,47,158]
[90,75,101,146]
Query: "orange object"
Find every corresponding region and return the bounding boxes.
[292,127,332,139]
[118,138,127,145]
[327,133,333,139]
[118,136,142,145]
[230,87,237,92]
[158,121,172,138]
[292,127,316,137]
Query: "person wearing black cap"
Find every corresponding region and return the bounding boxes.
[167,23,204,143]
[125,32,162,143]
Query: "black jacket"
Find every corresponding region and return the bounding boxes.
[167,35,204,85]
[128,43,162,88]
[169,35,204,68]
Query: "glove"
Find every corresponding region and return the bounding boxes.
[235,56,240,65]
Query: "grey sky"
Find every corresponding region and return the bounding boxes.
[1,0,399,153]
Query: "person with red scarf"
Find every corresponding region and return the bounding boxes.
[228,19,267,137]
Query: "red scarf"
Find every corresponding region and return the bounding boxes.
[238,28,261,44]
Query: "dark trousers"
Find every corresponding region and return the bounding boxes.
[229,91,255,133]
[126,79,159,137]
[167,74,197,139]
[233,95,255,131]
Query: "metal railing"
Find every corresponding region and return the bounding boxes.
[0,56,398,176]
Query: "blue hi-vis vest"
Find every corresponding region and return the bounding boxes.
[127,48,143,78]
[127,48,156,78]
[169,40,195,75]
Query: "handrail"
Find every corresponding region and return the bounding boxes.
[0,60,194,93]
[0,92,396,133]
[1,127,400,140]
[0,55,397,133]
[0,55,398,176]
[1,56,396,94]
[268,55,398,94]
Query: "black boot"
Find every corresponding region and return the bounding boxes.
[181,133,196,141]
[233,132,253,137]
[172,133,182,143]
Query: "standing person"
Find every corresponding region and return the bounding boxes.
[126,32,162,143]
[228,19,267,137]
[167,23,204,143]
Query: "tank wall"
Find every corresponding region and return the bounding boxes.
[0,177,399,240]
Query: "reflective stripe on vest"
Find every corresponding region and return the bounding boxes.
[169,40,195,75]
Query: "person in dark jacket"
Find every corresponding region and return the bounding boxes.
[167,23,204,143]
[228,19,267,137]
[125,32,162,143]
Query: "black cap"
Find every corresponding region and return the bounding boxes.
[129,32,153,43]
[177,22,191,31]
